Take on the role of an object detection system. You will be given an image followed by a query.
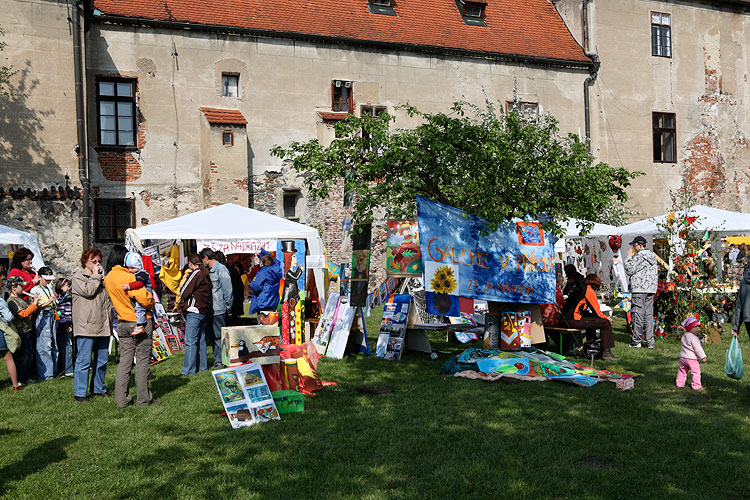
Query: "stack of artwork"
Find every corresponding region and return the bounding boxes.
[213,362,280,428]
[220,325,281,367]
[310,292,357,358]
[150,295,181,364]
[350,224,372,307]
[374,294,411,360]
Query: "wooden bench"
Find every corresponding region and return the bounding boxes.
[543,326,585,355]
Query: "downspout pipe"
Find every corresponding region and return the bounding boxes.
[72,1,90,249]
[583,0,599,151]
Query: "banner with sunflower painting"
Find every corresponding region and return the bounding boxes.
[416,196,556,316]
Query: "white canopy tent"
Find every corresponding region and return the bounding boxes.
[131,203,327,303]
[0,224,46,269]
[560,219,619,239]
[588,205,750,237]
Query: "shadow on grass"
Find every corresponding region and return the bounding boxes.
[0,436,78,495]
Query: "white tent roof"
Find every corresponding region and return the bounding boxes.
[607,205,750,237]
[0,224,46,269]
[560,219,618,239]
[132,203,326,301]
[133,203,321,241]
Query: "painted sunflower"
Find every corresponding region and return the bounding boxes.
[431,266,457,294]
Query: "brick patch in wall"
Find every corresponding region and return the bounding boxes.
[684,135,725,200]
[210,161,219,174]
[99,152,142,182]
[232,177,249,192]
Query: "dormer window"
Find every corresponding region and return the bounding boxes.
[369,0,397,16]
[457,0,486,26]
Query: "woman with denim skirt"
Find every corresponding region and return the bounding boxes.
[179,254,212,376]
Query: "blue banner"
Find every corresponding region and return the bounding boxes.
[416,196,555,314]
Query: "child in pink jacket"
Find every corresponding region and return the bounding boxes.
[676,317,707,390]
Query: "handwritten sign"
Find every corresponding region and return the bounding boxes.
[272,390,305,414]
[197,239,276,255]
[416,196,555,309]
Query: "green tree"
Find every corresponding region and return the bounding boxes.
[0,26,14,97]
[272,100,640,235]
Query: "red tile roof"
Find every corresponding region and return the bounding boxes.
[93,0,590,64]
[200,107,248,125]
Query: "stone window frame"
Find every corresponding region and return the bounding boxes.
[282,188,302,221]
[652,112,677,163]
[222,130,234,146]
[94,198,135,243]
[96,77,138,150]
[222,73,240,98]
[651,12,671,58]
[332,80,354,113]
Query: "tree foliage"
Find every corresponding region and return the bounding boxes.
[271,100,641,235]
[0,26,14,97]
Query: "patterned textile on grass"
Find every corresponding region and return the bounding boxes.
[442,347,635,391]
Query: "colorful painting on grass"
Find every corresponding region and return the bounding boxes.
[416,196,555,316]
[212,362,280,429]
[311,292,340,355]
[221,325,281,367]
[386,220,422,276]
[500,311,531,350]
[277,240,306,345]
[375,294,411,361]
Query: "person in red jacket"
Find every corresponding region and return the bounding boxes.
[565,274,621,362]
[7,248,39,293]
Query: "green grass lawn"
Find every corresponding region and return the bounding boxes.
[0,311,748,500]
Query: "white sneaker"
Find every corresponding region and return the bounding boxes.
[627,342,642,348]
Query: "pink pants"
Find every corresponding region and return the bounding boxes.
[676,357,702,390]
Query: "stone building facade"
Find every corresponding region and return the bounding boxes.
[2,0,748,276]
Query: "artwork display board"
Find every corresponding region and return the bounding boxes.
[374,294,412,360]
[311,292,340,355]
[277,240,306,345]
[416,196,556,317]
[150,295,174,364]
[324,301,357,359]
[221,325,281,367]
[386,221,423,276]
[212,362,280,429]
[349,224,372,307]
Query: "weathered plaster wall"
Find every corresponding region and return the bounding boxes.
[2,0,84,273]
[557,0,750,218]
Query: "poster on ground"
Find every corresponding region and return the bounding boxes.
[221,325,281,367]
[311,292,340,355]
[374,294,411,361]
[416,196,555,316]
[325,302,357,359]
[212,362,280,429]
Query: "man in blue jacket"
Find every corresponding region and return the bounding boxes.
[200,248,233,368]
[248,249,282,316]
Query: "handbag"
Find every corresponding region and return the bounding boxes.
[0,320,21,354]
[725,336,744,380]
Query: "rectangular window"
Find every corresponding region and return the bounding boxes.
[361,105,387,153]
[222,73,239,97]
[651,12,671,57]
[506,101,539,120]
[283,190,300,220]
[222,130,234,146]
[332,80,353,113]
[97,78,136,147]
[458,1,487,26]
[653,112,676,163]
[95,199,134,242]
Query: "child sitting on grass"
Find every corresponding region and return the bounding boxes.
[122,252,152,336]
[676,317,707,391]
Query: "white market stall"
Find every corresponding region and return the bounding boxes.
[130,203,327,305]
[0,224,46,269]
